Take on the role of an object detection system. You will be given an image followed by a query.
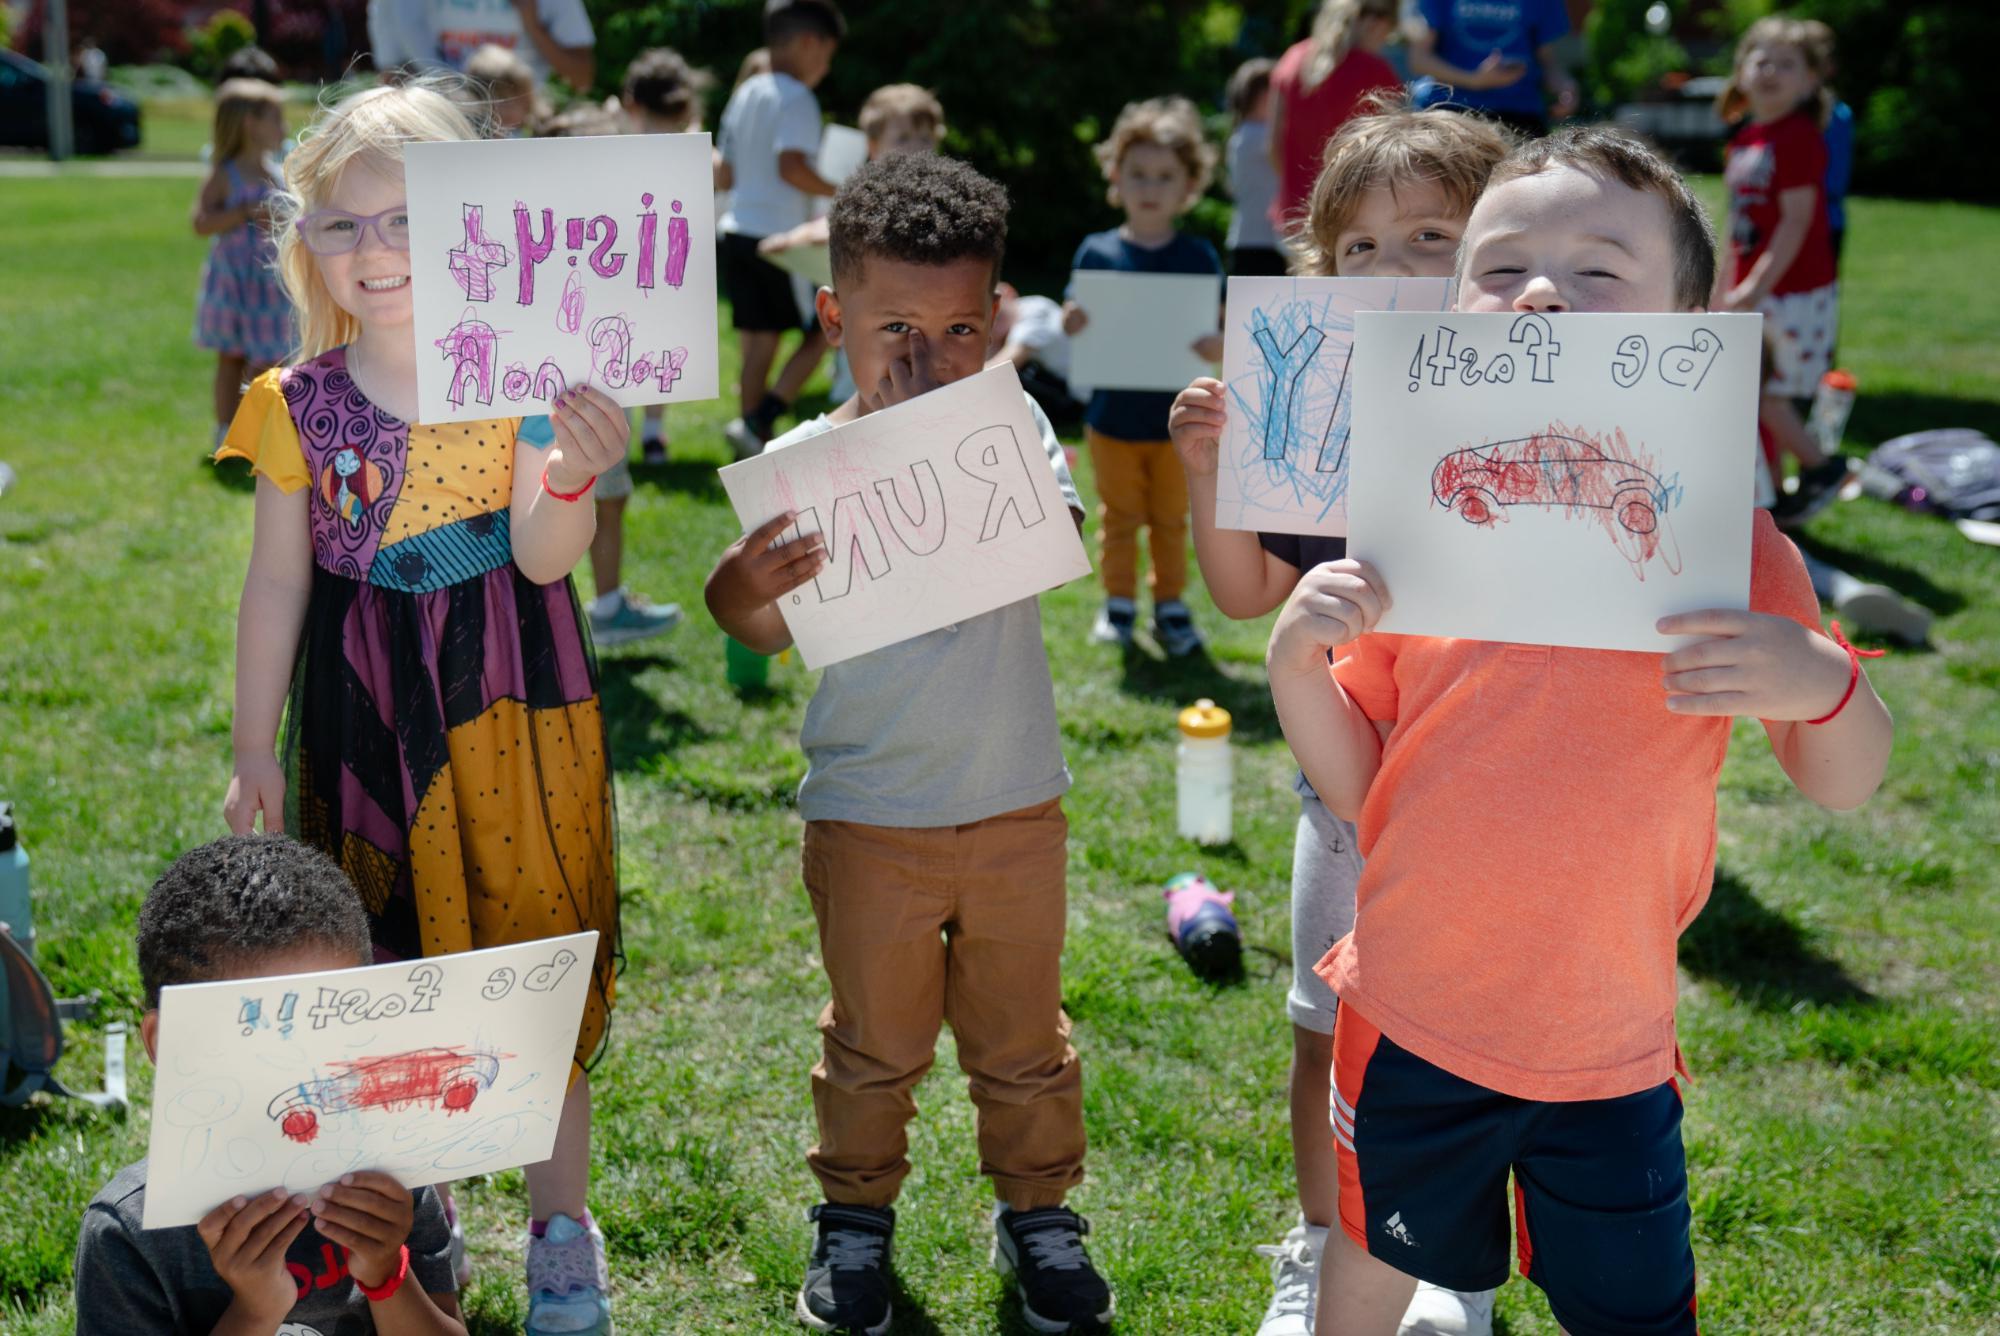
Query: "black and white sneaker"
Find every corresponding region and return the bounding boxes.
[1090,597,1137,646]
[1152,599,1204,658]
[796,1203,894,1335]
[993,1205,1115,1333]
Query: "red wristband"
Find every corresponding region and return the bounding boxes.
[541,465,596,502]
[352,1243,410,1302]
[1806,620,1885,726]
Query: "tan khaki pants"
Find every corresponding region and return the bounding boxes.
[801,798,1085,1209]
[1087,427,1190,602]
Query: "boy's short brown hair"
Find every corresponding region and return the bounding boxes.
[1480,124,1717,311]
[859,83,945,147]
[1294,101,1512,275]
[623,47,712,126]
[1093,95,1217,204]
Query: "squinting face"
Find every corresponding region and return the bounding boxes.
[1332,178,1466,278]
[1113,142,1194,228]
[1742,42,1813,117]
[313,155,414,327]
[821,255,997,400]
[1456,165,1685,315]
[868,115,936,160]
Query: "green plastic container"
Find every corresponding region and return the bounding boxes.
[725,636,771,688]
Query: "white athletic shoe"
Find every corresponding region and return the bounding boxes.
[1254,1219,1326,1335]
[1398,1281,1495,1336]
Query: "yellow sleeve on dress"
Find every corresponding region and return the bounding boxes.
[214,368,310,493]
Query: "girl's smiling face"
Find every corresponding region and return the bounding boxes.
[312,154,414,328]
[1742,41,1814,120]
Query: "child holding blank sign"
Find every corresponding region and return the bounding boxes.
[1270,126,1891,1336]
[1064,95,1225,656]
[705,154,1111,1336]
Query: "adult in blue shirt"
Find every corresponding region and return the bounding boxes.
[1407,0,1577,139]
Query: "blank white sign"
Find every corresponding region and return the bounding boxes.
[1067,270,1219,392]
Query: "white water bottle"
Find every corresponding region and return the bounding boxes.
[1176,699,1233,845]
[1806,369,1857,458]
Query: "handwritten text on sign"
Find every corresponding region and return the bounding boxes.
[1346,311,1763,652]
[406,134,719,425]
[143,932,597,1229]
[1216,276,1451,536]
[717,364,1090,669]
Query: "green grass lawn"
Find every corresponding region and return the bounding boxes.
[1,177,1995,1335]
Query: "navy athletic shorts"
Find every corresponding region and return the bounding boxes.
[1332,1005,1699,1335]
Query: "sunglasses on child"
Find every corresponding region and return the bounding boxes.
[295,205,412,255]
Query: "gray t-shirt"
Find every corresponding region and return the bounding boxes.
[74,1161,455,1336]
[767,395,1084,827]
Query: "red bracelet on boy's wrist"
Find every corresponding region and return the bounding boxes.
[352,1243,409,1301]
[1806,620,1885,726]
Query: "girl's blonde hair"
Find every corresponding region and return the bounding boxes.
[212,78,284,164]
[1093,96,1217,205]
[1715,16,1833,127]
[273,79,479,362]
[1302,0,1398,91]
[1292,99,1512,275]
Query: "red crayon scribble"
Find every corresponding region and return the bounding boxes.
[1430,421,1684,579]
[266,1046,509,1135]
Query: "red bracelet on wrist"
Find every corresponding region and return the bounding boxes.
[1806,620,1885,726]
[541,466,596,502]
[352,1243,410,1302]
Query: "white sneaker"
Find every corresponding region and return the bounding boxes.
[724,417,766,460]
[1090,597,1137,646]
[1398,1281,1495,1336]
[1835,582,1932,645]
[1255,1219,1325,1336]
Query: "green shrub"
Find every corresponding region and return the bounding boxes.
[188,9,256,84]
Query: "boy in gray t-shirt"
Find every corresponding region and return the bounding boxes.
[73,836,460,1336]
[706,154,1114,1336]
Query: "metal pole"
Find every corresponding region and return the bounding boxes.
[45,0,75,161]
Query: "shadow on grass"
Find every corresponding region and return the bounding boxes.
[1847,388,2000,451]
[1792,529,1966,622]
[597,654,712,774]
[631,458,727,502]
[206,454,256,494]
[1114,645,1283,745]
[1679,867,1873,1011]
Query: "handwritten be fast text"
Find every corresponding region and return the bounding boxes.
[436,192,694,412]
[236,948,579,1039]
[1403,314,1726,394]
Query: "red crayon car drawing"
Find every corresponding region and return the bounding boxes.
[267,1046,506,1144]
[1431,426,1684,576]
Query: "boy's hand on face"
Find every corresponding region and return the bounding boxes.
[199,1188,311,1322]
[546,385,629,494]
[860,328,942,414]
[1169,377,1228,477]
[310,1172,414,1291]
[1061,300,1088,336]
[1269,559,1389,678]
[1192,332,1224,363]
[1657,609,1854,719]
[710,511,826,617]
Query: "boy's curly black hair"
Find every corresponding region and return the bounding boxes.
[827,152,1009,291]
[138,835,371,1007]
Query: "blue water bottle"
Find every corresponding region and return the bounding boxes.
[0,802,32,958]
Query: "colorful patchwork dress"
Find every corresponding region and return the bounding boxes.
[193,160,294,365]
[217,347,618,1075]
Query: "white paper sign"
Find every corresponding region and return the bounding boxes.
[406,134,719,425]
[767,241,833,289]
[816,124,869,187]
[718,364,1090,669]
[142,932,597,1229]
[1216,276,1452,536]
[1067,270,1219,392]
[1348,311,1762,651]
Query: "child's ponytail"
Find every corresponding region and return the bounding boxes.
[1302,0,1398,92]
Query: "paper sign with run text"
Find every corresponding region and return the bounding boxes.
[718,364,1091,669]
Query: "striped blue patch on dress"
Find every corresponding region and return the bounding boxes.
[369,508,515,593]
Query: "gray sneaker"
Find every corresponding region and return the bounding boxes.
[589,593,682,648]
[1090,597,1137,646]
[725,417,767,461]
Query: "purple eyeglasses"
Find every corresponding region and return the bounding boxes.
[295,205,412,255]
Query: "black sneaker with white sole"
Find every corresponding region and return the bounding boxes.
[796,1203,894,1335]
[993,1206,1114,1333]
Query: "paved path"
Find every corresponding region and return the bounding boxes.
[0,157,205,178]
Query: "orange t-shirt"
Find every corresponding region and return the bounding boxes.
[1315,511,1821,1101]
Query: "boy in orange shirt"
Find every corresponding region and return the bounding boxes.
[1268,127,1892,1336]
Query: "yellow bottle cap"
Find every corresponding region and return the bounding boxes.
[1178,698,1232,739]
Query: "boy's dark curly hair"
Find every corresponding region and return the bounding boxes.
[828,153,1009,290]
[621,47,711,125]
[138,835,371,1007]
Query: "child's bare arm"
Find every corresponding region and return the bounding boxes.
[712,148,732,192]
[1722,185,1816,310]
[706,511,826,655]
[1172,377,1303,617]
[1658,609,1892,811]
[1268,560,1391,821]
[225,481,312,834]
[777,149,839,198]
[511,387,625,584]
[310,1172,467,1336]
[191,168,247,237]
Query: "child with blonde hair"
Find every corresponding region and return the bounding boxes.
[1715,15,1847,518]
[463,43,542,134]
[1168,103,1511,1336]
[1266,0,1402,241]
[192,77,291,447]
[213,79,625,1336]
[1064,95,1224,656]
